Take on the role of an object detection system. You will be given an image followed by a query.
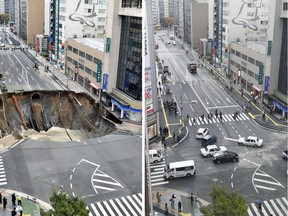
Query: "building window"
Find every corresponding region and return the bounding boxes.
[84,0,92,4]
[98,17,105,22]
[236,51,241,57]
[86,53,93,62]
[241,54,247,60]
[230,60,235,66]
[98,9,106,13]
[122,0,142,8]
[93,57,100,64]
[260,21,268,25]
[73,60,78,66]
[256,60,263,67]
[260,29,267,33]
[67,57,72,63]
[223,2,229,7]
[85,67,92,75]
[248,57,255,64]
[93,71,97,78]
[73,48,78,54]
[68,45,72,51]
[241,66,247,73]
[79,63,84,70]
[255,74,259,80]
[116,16,142,100]
[248,70,254,77]
[79,51,85,58]
[231,49,235,54]
[283,2,288,10]
[247,12,255,16]
[236,63,240,68]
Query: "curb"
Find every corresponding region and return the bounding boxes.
[0,188,53,211]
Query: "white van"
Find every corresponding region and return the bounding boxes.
[164,160,196,179]
[149,149,163,163]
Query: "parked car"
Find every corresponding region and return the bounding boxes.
[202,135,217,146]
[238,136,263,147]
[200,145,227,157]
[212,151,239,164]
[196,128,209,139]
[282,150,288,160]
[167,41,171,44]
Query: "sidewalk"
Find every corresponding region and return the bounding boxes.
[152,188,207,216]
[0,188,52,216]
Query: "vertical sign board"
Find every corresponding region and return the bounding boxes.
[258,64,264,85]
[106,38,111,53]
[54,0,59,60]
[96,62,102,82]
[102,74,108,92]
[267,40,272,56]
[264,76,270,94]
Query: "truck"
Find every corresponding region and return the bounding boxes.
[187,63,197,74]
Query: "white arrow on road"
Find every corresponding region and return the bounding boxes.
[226,98,231,103]
[224,137,239,142]
[215,98,220,104]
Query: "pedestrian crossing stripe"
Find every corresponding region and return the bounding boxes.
[150,160,169,186]
[92,169,124,194]
[188,113,250,126]
[247,197,287,216]
[88,193,142,216]
[0,156,7,186]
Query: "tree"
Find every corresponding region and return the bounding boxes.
[200,185,247,216]
[165,16,174,33]
[40,191,89,216]
[0,14,9,25]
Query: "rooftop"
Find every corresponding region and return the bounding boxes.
[73,38,105,52]
[232,41,266,55]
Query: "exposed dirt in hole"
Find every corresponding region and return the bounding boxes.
[0,91,117,141]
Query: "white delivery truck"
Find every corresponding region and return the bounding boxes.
[164,160,196,179]
[149,149,163,163]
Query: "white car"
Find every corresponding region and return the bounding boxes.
[238,136,263,147]
[200,145,227,157]
[196,128,209,139]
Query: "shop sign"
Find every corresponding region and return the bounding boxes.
[106,38,111,53]
[258,64,264,85]
[96,62,102,82]
[264,76,269,94]
[102,73,108,92]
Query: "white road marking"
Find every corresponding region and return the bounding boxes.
[183,93,188,99]
[179,85,182,89]
[70,183,73,189]
[263,200,275,216]
[224,137,239,142]
[189,104,194,112]
[83,141,87,145]
[270,200,283,216]
[103,201,116,216]
[97,139,101,143]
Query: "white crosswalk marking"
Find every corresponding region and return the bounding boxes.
[89,193,142,216]
[248,197,287,216]
[0,157,7,186]
[188,113,250,126]
[150,160,169,186]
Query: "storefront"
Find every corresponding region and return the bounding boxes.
[268,95,288,120]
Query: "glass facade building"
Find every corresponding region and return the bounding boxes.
[116,16,142,101]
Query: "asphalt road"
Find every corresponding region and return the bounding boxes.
[154,30,287,205]
[2,134,142,204]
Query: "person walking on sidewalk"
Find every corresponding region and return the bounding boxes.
[172,132,176,143]
[159,126,162,136]
[17,195,22,206]
[174,107,177,117]
[162,139,167,150]
[12,193,16,206]
[190,193,194,205]
[156,192,161,203]
[178,201,182,212]
[177,134,180,144]
[165,203,169,216]
[0,191,2,204]
[170,194,176,207]
[11,207,17,216]
[3,196,7,208]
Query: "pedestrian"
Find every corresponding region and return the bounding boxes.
[201,114,204,121]
[159,126,162,136]
[17,195,22,206]
[170,194,176,207]
[187,113,190,122]
[215,109,218,116]
[156,192,161,203]
[174,107,177,117]
[172,132,176,142]
[190,193,194,205]
[234,79,236,85]
[193,117,196,125]
[12,193,16,206]
[163,139,167,150]
[262,112,265,120]
[159,87,162,94]
[165,203,169,216]
[215,112,218,119]
[17,205,23,216]
[11,208,17,216]
[177,134,180,143]
[178,201,182,212]
[3,196,7,208]
[0,191,2,204]
[241,89,244,97]
[219,112,223,121]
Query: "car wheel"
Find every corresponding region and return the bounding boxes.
[207,154,211,157]
[154,160,158,163]
[239,142,243,146]
[254,144,258,148]
[233,158,237,162]
[186,173,192,177]
[217,160,221,164]
[168,176,174,180]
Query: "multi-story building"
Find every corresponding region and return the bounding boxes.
[99,0,142,123]
[151,0,160,28]
[173,0,180,26]
[213,0,270,72]
[65,38,104,98]
[26,0,44,46]
[49,0,107,67]
[183,0,191,44]
[178,0,184,40]
[7,0,15,25]
[0,0,5,14]
[35,34,49,56]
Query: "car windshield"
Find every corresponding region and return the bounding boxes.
[215,147,220,151]
[256,138,259,141]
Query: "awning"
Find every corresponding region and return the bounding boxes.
[90,82,100,90]
[252,85,261,92]
[108,93,130,107]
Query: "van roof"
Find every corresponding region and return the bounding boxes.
[149,149,159,154]
[169,160,195,168]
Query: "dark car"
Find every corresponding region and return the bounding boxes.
[212,151,239,164]
[202,135,217,146]
[282,150,288,160]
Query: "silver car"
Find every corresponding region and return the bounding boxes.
[238,136,263,147]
